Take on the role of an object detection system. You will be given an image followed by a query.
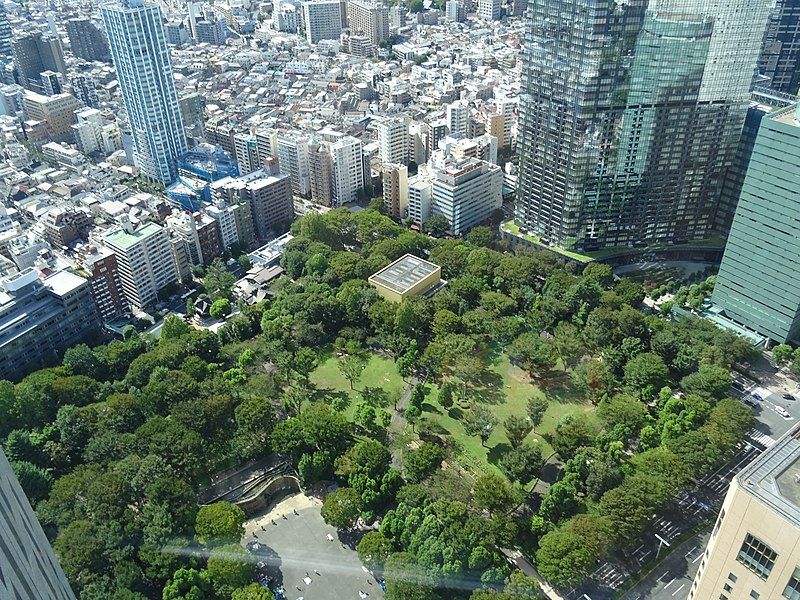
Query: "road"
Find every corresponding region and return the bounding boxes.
[570,361,800,600]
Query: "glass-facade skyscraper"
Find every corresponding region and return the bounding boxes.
[710,103,800,345]
[516,0,774,251]
[758,0,800,96]
[101,0,187,184]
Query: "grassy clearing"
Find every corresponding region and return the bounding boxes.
[420,355,597,480]
[309,353,406,419]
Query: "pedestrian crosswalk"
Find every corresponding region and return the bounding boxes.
[748,430,776,448]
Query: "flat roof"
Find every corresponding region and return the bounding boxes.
[103,222,162,249]
[737,422,800,528]
[369,253,439,295]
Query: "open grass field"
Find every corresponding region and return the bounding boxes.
[419,355,598,480]
[309,353,406,419]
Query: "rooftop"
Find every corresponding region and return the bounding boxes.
[103,222,163,249]
[737,422,800,529]
[369,253,440,294]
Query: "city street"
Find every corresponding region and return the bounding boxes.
[570,362,799,600]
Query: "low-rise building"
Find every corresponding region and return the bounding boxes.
[369,253,443,302]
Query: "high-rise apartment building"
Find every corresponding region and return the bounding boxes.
[72,107,121,156]
[348,0,389,47]
[516,0,774,251]
[331,135,364,206]
[70,74,100,108]
[276,132,311,196]
[446,100,469,139]
[77,244,128,321]
[382,163,408,219]
[102,218,179,310]
[477,0,500,21]
[1,447,76,599]
[309,142,334,206]
[710,103,800,345]
[12,31,67,92]
[65,18,110,62]
[446,0,466,22]
[211,169,294,240]
[377,116,408,165]
[301,0,342,44]
[689,423,800,600]
[0,269,100,381]
[0,9,12,58]
[758,0,800,95]
[101,0,187,184]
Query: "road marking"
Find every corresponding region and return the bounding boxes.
[692,553,703,564]
[684,546,697,558]
[664,577,676,589]
[656,572,669,583]
[672,584,685,597]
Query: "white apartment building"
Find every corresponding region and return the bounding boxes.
[301,0,342,44]
[377,116,408,165]
[447,99,470,140]
[478,0,500,20]
[100,0,187,184]
[206,200,239,249]
[413,156,502,235]
[276,131,311,196]
[408,172,433,227]
[331,135,364,206]
[101,217,178,310]
[72,107,120,156]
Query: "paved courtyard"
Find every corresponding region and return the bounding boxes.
[243,493,384,600]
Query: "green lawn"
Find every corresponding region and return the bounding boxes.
[310,353,407,419]
[419,355,597,480]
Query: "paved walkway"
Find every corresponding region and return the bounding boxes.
[243,494,383,600]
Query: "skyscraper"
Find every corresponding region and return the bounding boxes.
[710,103,800,345]
[758,0,800,95]
[1,447,76,599]
[101,0,187,184]
[516,0,774,251]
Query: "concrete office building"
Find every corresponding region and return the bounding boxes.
[72,107,121,156]
[331,135,363,206]
[0,447,76,599]
[408,172,433,227]
[427,119,448,158]
[276,131,311,196]
[12,31,66,91]
[477,0,500,21]
[65,18,110,62]
[430,156,502,235]
[193,12,228,45]
[0,9,11,58]
[40,70,62,96]
[710,103,800,345]
[348,0,389,47]
[689,423,800,600]
[0,269,100,381]
[516,0,774,251]
[301,0,342,44]
[446,0,466,22]
[211,169,294,241]
[382,163,408,219]
[758,0,800,95]
[101,218,178,311]
[377,116,408,165]
[101,0,187,184]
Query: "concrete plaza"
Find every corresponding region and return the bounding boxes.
[243,494,384,600]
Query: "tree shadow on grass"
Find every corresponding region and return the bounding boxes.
[545,376,588,405]
[421,401,442,415]
[487,442,511,466]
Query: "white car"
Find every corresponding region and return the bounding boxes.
[776,406,791,418]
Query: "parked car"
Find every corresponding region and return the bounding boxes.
[776,406,791,418]
[782,393,796,401]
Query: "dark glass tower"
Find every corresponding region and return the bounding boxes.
[516,0,775,251]
[758,0,800,95]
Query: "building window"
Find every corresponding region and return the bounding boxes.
[737,534,777,580]
[784,567,800,600]
[750,591,760,599]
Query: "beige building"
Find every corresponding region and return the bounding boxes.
[23,91,81,143]
[382,163,408,219]
[347,0,389,47]
[369,254,442,302]
[690,424,800,600]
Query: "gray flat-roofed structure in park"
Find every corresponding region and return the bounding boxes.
[369,253,443,302]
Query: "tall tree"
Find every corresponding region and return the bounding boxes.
[462,403,498,446]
